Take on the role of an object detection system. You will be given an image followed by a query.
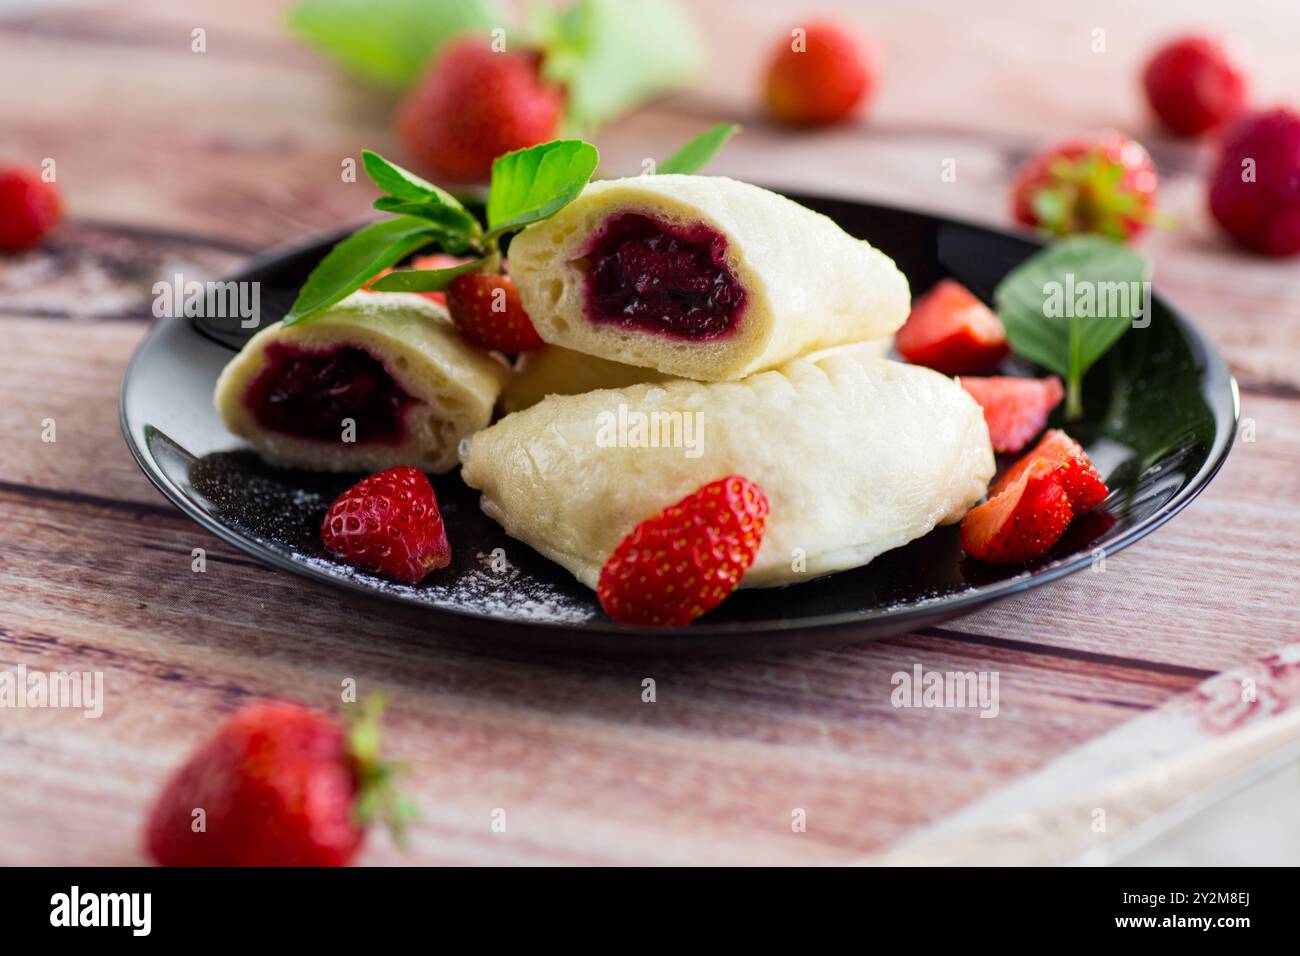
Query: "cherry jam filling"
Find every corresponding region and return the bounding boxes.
[582,213,745,340]
[245,342,412,444]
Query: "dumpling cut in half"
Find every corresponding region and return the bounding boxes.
[507,175,910,381]
[461,345,994,590]
[214,292,509,472]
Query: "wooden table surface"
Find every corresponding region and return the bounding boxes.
[2,0,1297,865]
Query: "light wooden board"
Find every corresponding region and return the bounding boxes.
[0,0,1296,865]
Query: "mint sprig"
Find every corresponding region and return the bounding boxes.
[994,236,1152,419]
[656,123,740,176]
[283,141,599,326]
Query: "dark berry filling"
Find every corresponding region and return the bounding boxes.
[245,342,413,444]
[582,213,745,340]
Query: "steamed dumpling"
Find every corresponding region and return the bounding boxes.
[214,292,509,473]
[507,175,910,382]
[461,345,993,589]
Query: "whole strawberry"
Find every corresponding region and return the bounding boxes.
[1143,36,1247,137]
[1011,133,1159,241]
[146,698,408,867]
[321,466,451,583]
[0,166,62,252]
[446,271,544,351]
[764,21,874,126]
[598,475,769,627]
[1208,109,1300,257]
[398,38,563,183]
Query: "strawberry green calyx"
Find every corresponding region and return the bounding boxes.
[1030,151,1150,239]
[346,695,417,843]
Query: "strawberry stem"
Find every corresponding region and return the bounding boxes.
[346,695,417,845]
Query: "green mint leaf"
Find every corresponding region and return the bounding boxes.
[994,236,1152,418]
[371,198,479,252]
[369,257,486,292]
[485,140,599,240]
[282,216,441,326]
[533,0,702,132]
[656,123,739,175]
[361,150,471,211]
[287,0,503,90]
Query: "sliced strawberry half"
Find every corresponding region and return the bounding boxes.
[960,460,1073,565]
[991,428,1108,512]
[959,375,1064,454]
[896,279,1008,375]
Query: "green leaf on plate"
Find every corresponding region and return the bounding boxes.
[530,0,702,132]
[369,257,486,292]
[286,0,503,90]
[371,198,479,252]
[485,139,599,240]
[282,216,442,326]
[656,123,739,175]
[994,235,1152,419]
[361,151,471,210]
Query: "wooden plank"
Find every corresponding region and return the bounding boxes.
[0,485,1199,865]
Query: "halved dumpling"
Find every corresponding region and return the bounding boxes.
[461,346,994,590]
[507,175,910,382]
[214,292,509,472]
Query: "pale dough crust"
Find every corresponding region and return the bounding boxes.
[507,175,910,381]
[461,346,993,590]
[214,292,509,473]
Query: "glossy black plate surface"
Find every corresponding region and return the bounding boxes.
[120,194,1238,653]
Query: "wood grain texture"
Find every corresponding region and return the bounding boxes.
[0,0,1297,865]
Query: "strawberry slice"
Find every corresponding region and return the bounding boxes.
[598,476,769,627]
[446,272,545,352]
[896,279,1008,374]
[959,375,1064,453]
[363,254,469,306]
[960,460,1073,565]
[991,428,1108,512]
[321,466,450,584]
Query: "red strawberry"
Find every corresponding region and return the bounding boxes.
[959,375,1064,453]
[960,460,1073,565]
[446,272,544,351]
[364,253,470,306]
[1011,132,1159,241]
[1208,109,1300,258]
[896,279,1008,375]
[598,476,769,627]
[764,22,875,126]
[1142,36,1247,137]
[146,698,407,866]
[397,38,562,183]
[0,166,62,252]
[991,429,1108,512]
[321,466,450,584]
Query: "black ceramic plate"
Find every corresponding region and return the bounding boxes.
[120,194,1238,653]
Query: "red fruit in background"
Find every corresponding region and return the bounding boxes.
[960,460,1073,565]
[1142,36,1247,137]
[321,466,451,584]
[364,253,471,306]
[764,21,874,126]
[0,166,62,252]
[895,279,1008,375]
[446,272,544,351]
[598,475,769,627]
[397,38,563,183]
[991,429,1108,513]
[1208,109,1300,257]
[146,700,401,866]
[959,375,1064,454]
[1011,133,1159,241]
